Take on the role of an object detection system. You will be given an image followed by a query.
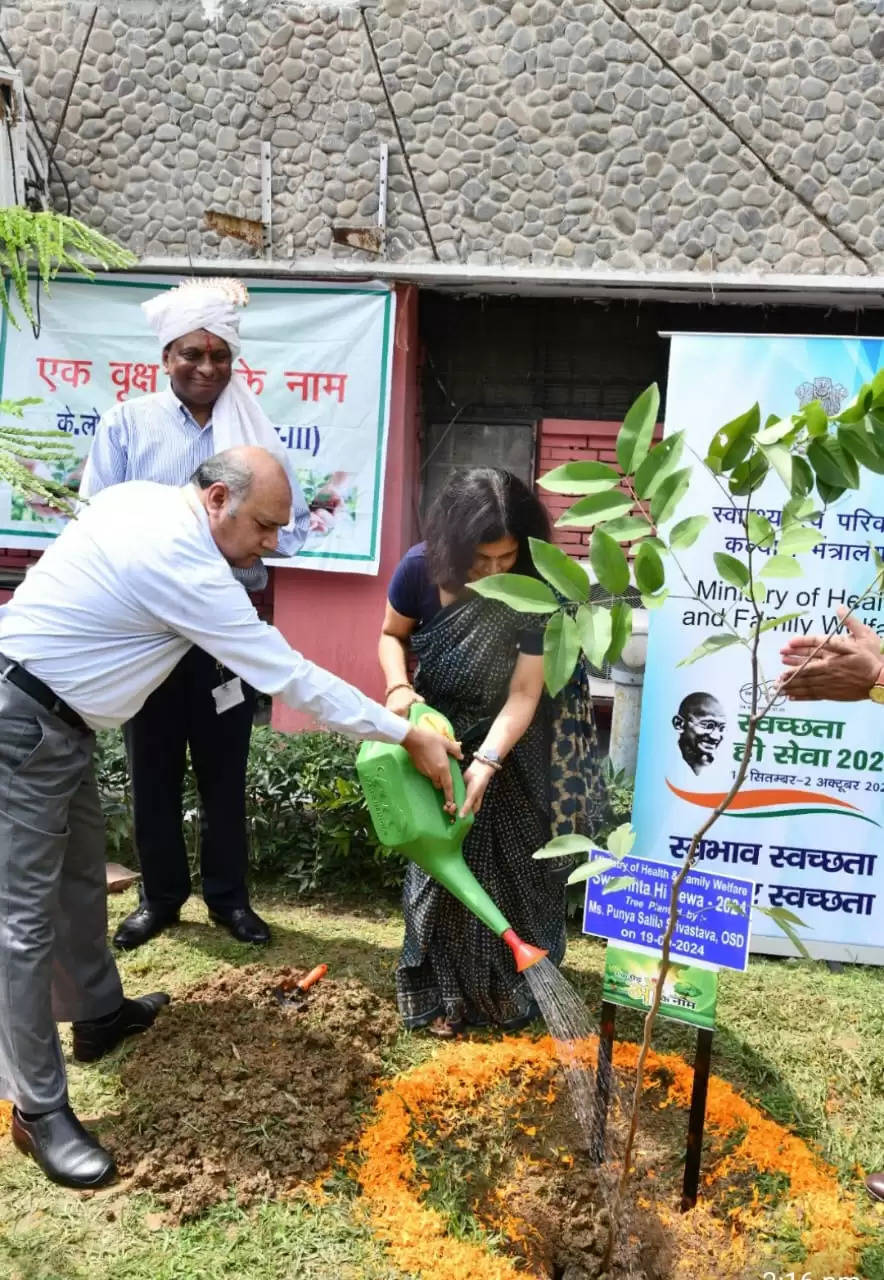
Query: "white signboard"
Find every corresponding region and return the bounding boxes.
[632,333,884,963]
[0,273,396,574]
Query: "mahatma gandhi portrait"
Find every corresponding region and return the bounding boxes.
[672,692,726,775]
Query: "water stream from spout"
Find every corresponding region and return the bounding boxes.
[524,956,623,1171]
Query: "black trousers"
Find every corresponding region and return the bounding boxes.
[123,646,256,914]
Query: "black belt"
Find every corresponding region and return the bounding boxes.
[0,658,89,732]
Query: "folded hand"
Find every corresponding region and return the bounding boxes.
[778,608,883,702]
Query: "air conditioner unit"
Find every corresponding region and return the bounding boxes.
[0,66,27,207]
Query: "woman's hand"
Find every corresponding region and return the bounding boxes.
[386,685,424,717]
[460,758,497,817]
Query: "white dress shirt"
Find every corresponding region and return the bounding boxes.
[79,387,311,592]
[0,481,408,742]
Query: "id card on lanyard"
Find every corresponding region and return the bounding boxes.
[212,661,244,714]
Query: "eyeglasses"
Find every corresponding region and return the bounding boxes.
[686,717,726,733]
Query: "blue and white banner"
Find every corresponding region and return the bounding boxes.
[0,274,396,574]
[583,854,754,971]
[632,334,884,962]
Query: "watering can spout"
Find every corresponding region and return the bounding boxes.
[501,928,548,973]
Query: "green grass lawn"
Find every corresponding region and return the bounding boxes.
[2,886,884,1280]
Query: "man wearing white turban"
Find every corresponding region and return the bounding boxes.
[80,279,310,949]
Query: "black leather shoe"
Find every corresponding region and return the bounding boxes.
[867,1172,884,1202]
[112,903,179,950]
[12,1104,116,1189]
[72,992,171,1063]
[208,905,271,944]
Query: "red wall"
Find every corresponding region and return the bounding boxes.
[271,284,420,732]
[536,417,663,553]
[0,548,40,605]
[536,419,622,554]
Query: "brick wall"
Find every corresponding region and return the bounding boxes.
[537,419,621,556]
[536,418,666,555]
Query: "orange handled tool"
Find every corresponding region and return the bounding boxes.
[296,964,328,992]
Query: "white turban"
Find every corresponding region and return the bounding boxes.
[142,278,244,357]
[142,279,309,557]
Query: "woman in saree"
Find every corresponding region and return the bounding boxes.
[378,467,608,1037]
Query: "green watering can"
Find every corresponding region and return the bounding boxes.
[356,703,547,973]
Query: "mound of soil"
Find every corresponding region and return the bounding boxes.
[108,965,399,1222]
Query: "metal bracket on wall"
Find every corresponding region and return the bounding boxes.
[331,140,388,255]
[260,141,272,260]
[203,142,273,258]
[203,210,263,251]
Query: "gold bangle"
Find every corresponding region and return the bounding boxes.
[385,682,414,698]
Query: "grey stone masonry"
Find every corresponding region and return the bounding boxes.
[3,0,882,275]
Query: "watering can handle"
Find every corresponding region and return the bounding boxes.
[407,702,458,741]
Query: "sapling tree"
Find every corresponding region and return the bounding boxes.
[468,364,884,1249]
[0,207,136,512]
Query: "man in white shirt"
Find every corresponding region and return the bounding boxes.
[79,278,311,949]
[0,444,459,1191]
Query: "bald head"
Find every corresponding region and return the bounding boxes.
[676,692,724,722]
[192,446,293,569]
[192,446,290,508]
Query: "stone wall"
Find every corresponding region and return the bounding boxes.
[2,0,882,275]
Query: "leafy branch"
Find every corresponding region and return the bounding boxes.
[0,207,135,513]
[0,207,135,327]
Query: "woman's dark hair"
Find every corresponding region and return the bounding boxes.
[423,467,552,590]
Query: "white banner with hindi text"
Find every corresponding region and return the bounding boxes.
[0,273,396,574]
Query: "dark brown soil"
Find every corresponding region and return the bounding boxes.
[417,1059,677,1280]
[489,1067,762,1280]
[107,965,399,1222]
[503,1164,672,1280]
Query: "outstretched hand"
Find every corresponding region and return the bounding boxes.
[778,607,883,702]
[402,725,463,811]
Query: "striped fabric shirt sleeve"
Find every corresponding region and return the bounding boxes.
[233,563,269,592]
[78,406,129,498]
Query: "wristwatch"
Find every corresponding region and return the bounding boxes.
[869,667,884,704]
[474,747,503,771]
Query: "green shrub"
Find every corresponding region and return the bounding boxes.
[95,729,136,862]
[598,759,635,836]
[566,759,634,918]
[93,726,404,897]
